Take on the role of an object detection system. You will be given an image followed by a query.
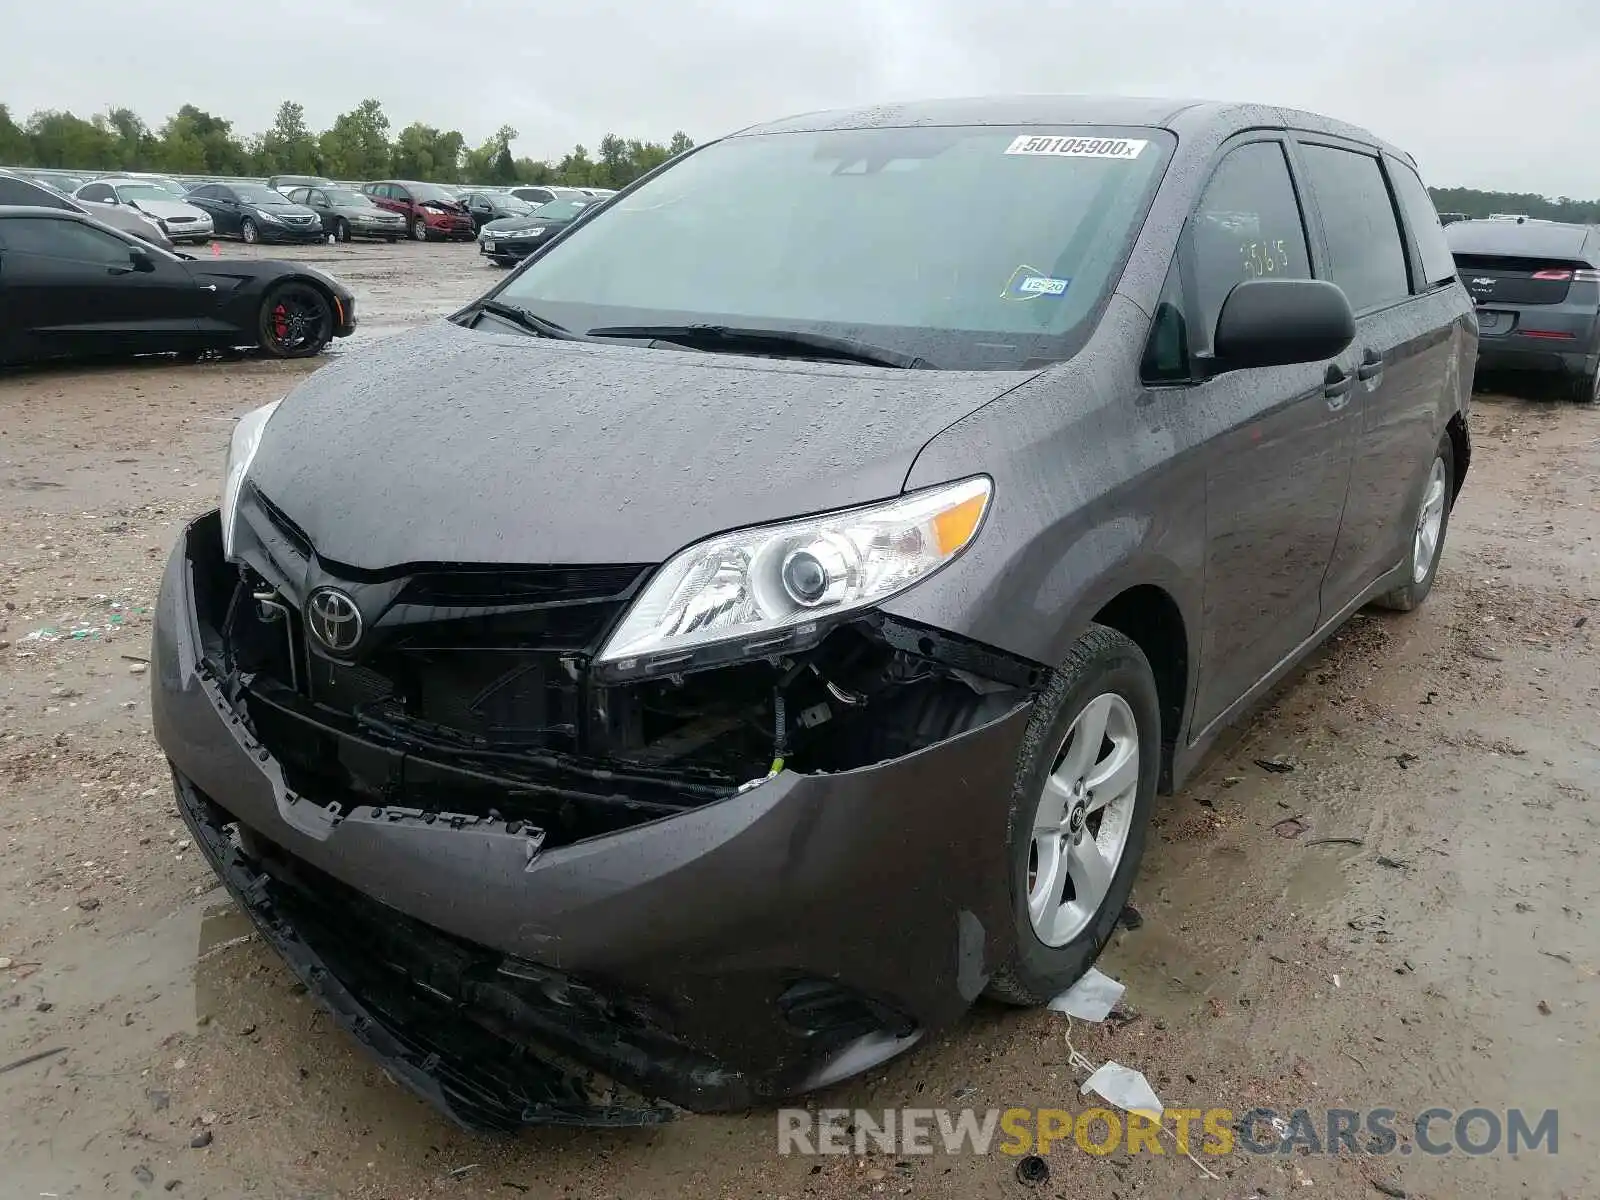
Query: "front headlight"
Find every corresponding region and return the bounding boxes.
[255,208,283,223]
[597,477,991,672]
[220,400,282,560]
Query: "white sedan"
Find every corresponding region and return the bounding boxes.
[73,178,214,245]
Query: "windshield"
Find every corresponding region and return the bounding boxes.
[326,187,374,206]
[500,197,535,214]
[115,183,179,203]
[532,197,590,221]
[234,184,293,206]
[410,183,459,203]
[147,178,188,195]
[492,125,1173,370]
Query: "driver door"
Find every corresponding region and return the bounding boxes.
[0,216,209,358]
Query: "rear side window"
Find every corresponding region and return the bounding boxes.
[1299,144,1410,312]
[1387,159,1457,289]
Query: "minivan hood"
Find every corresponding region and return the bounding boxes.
[247,321,1033,568]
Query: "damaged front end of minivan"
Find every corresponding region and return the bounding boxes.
[154,493,1044,1131]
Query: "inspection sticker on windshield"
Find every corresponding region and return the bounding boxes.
[1005,135,1148,160]
[1012,275,1070,297]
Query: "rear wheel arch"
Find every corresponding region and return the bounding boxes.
[1445,411,1470,501]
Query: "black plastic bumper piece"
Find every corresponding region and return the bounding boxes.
[173,771,675,1131]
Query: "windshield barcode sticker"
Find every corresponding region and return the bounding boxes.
[1005,135,1148,160]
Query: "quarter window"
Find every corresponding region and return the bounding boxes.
[1298,144,1410,311]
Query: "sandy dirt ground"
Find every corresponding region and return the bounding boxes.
[2,242,1596,1200]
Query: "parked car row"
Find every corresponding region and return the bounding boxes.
[5,169,620,250]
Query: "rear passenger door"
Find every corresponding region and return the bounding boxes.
[1292,139,1459,610]
[1143,137,1361,734]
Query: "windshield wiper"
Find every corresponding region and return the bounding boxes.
[584,323,929,369]
[471,299,584,341]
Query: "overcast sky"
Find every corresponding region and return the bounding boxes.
[8,0,1596,195]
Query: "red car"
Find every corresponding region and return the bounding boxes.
[360,180,475,242]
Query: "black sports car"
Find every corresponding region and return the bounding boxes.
[0,207,357,367]
[476,196,595,266]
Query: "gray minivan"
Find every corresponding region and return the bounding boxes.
[152,96,1474,1130]
[1448,218,1600,401]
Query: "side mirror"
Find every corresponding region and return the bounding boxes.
[130,248,156,273]
[1213,278,1355,371]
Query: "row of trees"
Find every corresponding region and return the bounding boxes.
[1427,186,1600,225]
[7,99,1598,217]
[0,99,694,189]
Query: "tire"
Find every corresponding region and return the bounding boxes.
[1574,369,1599,405]
[240,218,259,245]
[1373,435,1454,612]
[334,218,350,244]
[257,282,333,360]
[410,216,429,242]
[985,624,1161,1007]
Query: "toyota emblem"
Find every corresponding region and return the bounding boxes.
[306,587,362,654]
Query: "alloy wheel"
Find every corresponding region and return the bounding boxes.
[260,285,331,357]
[1025,692,1140,948]
[1412,456,1448,583]
[241,219,258,245]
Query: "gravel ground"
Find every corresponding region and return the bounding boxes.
[1,242,1597,1199]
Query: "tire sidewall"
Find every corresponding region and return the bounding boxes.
[335,219,350,243]
[411,217,429,241]
[995,630,1161,1002]
[240,219,258,244]
[258,286,332,359]
[1404,436,1456,605]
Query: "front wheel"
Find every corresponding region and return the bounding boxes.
[410,217,429,241]
[985,625,1161,1006]
[240,218,259,245]
[1374,436,1454,612]
[334,218,351,244]
[257,282,333,359]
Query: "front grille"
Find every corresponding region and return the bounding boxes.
[397,565,647,608]
[225,488,655,756]
[166,216,196,224]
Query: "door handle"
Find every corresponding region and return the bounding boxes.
[1324,364,1353,404]
[1356,349,1384,380]
[201,284,217,292]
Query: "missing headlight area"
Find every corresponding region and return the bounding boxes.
[189,532,1040,850]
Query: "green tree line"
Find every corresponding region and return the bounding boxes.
[0,98,694,188]
[1427,186,1600,224]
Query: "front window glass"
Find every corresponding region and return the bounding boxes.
[493,125,1174,370]
[409,183,458,203]
[325,188,374,207]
